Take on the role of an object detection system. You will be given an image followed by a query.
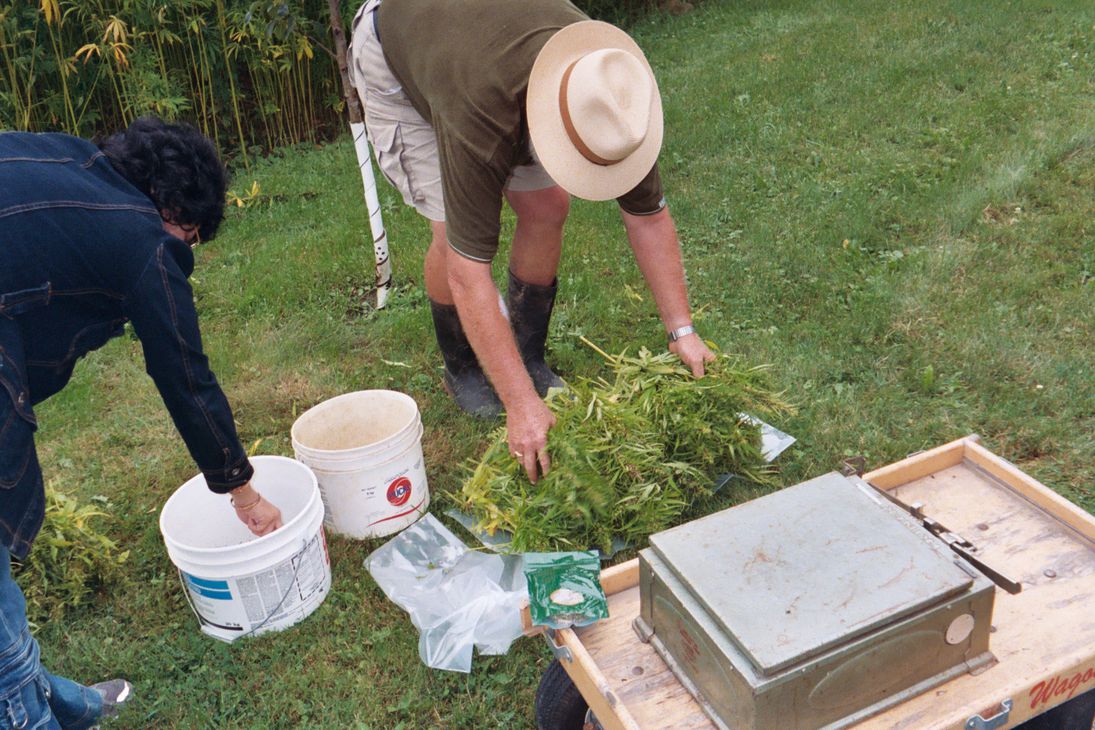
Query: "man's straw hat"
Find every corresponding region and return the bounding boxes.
[527,20,663,201]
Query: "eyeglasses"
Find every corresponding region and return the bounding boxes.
[162,217,201,247]
[180,224,201,248]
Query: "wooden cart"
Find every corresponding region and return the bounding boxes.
[526,436,1095,730]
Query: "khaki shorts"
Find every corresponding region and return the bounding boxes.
[348,0,556,222]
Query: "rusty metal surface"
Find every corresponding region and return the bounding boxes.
[648,472,976,674]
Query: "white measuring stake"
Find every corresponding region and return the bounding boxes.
[351,121,392,309]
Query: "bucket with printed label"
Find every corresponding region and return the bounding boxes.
[290,390,429,539]
[159,455,331,642]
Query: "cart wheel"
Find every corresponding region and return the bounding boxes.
[1017,689,1094,730]
[536,659,589,730]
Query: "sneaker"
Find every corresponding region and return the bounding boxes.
[90,679,133,719]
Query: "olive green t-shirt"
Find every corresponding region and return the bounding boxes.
[376,0,666,261]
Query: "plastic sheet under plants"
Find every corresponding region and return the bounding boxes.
[458,342,794,553]
[365,514,528,673]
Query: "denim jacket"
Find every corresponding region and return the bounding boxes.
[0,132,252,559]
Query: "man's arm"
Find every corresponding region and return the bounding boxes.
[445,249,555,482]
[621,207,715,375]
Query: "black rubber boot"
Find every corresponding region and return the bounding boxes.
[429,299,502,418]
[507,270,565,396]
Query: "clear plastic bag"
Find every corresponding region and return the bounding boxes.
[365,514,527,672]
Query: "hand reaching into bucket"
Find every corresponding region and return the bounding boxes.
[230,482,283,536]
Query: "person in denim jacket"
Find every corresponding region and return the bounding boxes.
[0,117,281,728]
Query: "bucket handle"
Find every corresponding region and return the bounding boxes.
[178,568,211,629]
[177,535,314,640]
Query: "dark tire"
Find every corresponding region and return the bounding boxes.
[1017,689,1095,730]
[535,659,589,730]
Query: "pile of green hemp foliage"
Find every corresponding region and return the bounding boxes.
[458,340,793,553]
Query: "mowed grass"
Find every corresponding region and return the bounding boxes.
[28,0,1093,727]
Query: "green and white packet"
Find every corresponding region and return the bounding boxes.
[524,551,609,629]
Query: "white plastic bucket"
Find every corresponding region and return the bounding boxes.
[158,455,331,642]
[290,390,430,539]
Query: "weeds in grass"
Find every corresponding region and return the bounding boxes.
[13,483,129,624]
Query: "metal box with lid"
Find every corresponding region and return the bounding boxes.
[633,472,997,730]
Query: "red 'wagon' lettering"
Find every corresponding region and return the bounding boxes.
[1029,667,1095,710]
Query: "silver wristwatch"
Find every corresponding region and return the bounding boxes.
[667,324,696,343]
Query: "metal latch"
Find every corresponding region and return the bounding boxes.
[855,477,1022,594]
[545,628,573,663]
[965,698,1011,730]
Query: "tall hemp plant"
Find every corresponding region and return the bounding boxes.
[0,4,43,129]
[1,0,343,161]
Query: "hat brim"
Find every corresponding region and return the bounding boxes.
[527,20,663,202]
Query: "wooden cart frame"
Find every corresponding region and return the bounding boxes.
[526,436,1095,730]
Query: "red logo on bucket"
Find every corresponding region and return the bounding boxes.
[386,476,412,507]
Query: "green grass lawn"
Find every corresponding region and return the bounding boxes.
[27,0,1094,727]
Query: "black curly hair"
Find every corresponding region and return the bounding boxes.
[98,116,228,242]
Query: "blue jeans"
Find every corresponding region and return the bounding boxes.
[0,546,102,730]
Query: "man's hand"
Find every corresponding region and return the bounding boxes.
[445,250,559,482]
[507,398,556,483]
[230,482,283,536]
[670,332,716,377]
